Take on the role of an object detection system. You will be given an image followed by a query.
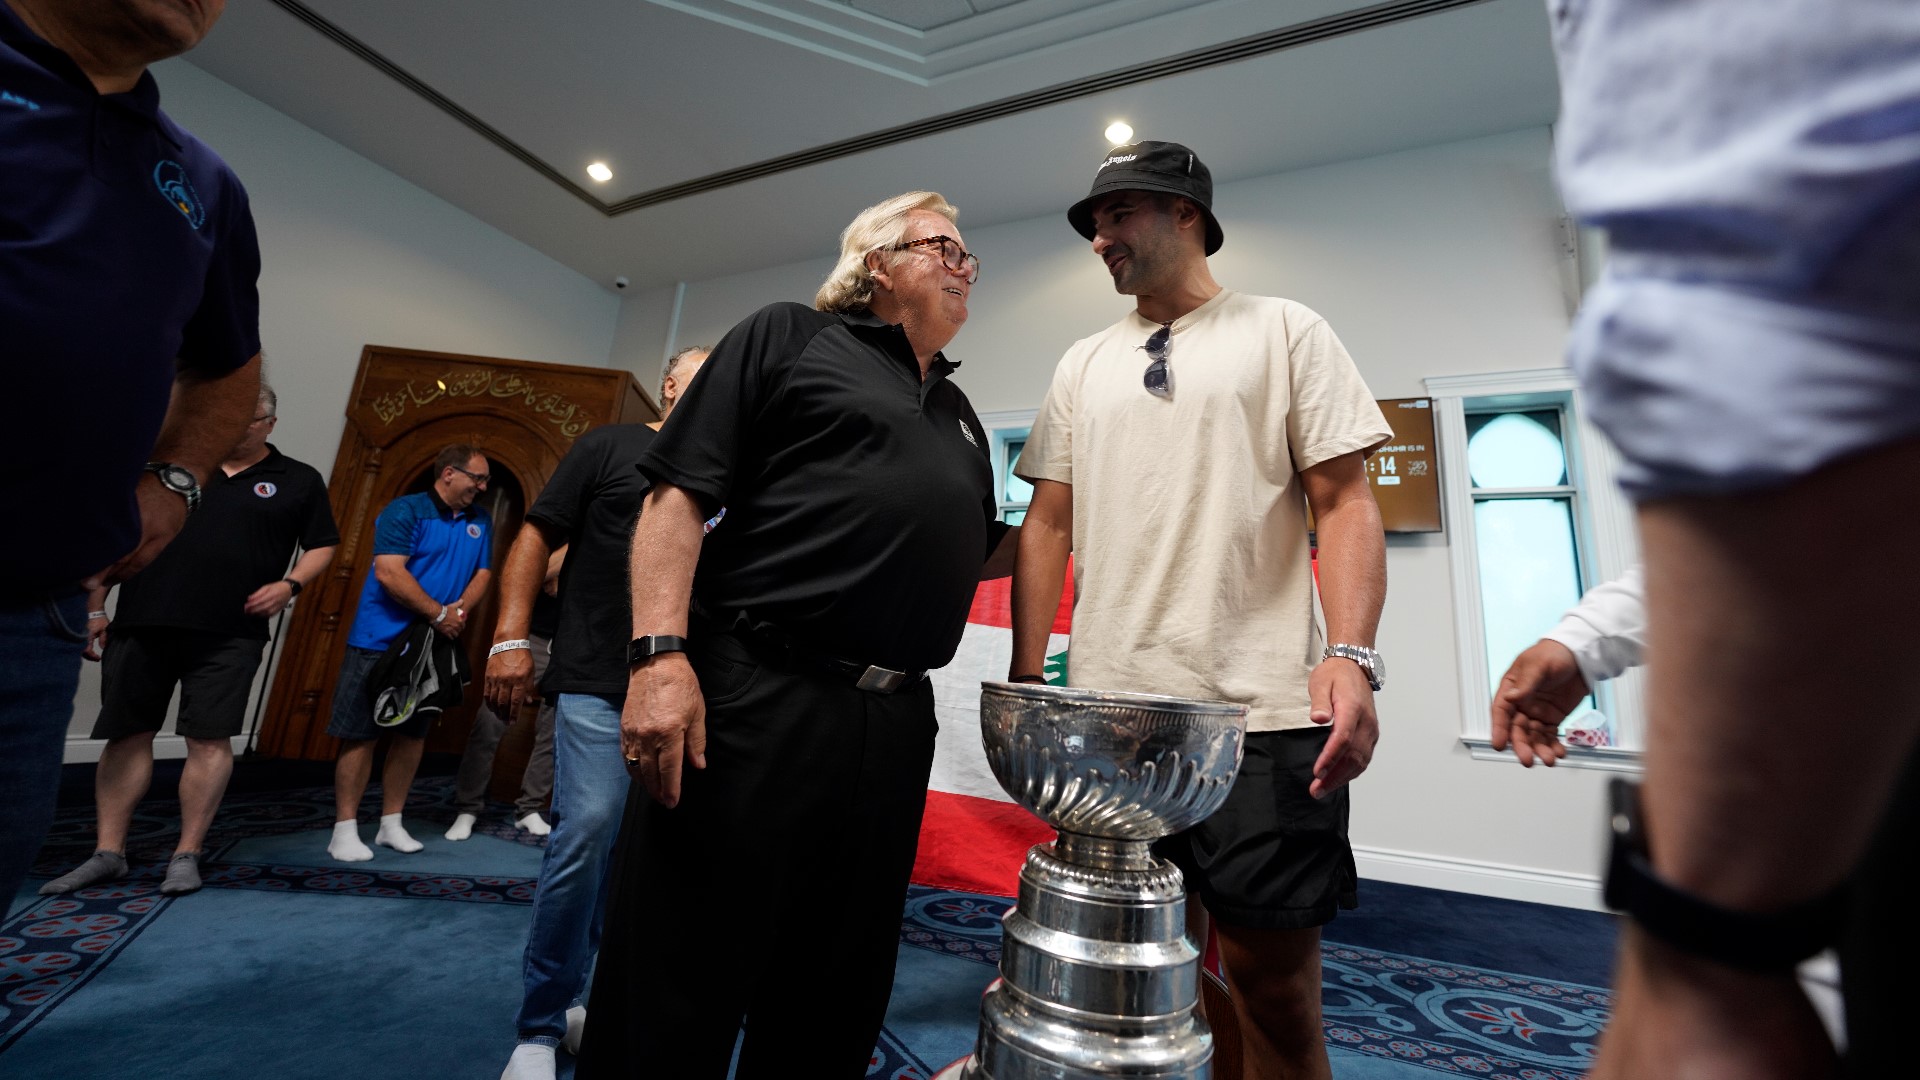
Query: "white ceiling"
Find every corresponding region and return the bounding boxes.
[182,0,1559,292]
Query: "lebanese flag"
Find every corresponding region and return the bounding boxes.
[915,567,1073,898]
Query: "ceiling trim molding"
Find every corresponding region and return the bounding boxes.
[268,0,1493,218]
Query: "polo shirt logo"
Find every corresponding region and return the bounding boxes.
[466,523,482,539]
[253,482,277,498]
[958,420,977,447]
[153,160,206,229]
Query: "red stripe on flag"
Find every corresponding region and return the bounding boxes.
[966,556,1073,634]
[912,790,1056,897]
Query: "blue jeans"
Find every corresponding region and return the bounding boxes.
[515,692,630,1044]
[1,592,90,915]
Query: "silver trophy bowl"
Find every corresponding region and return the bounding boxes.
[979,681,1248,842]
[950,682,1249,1080]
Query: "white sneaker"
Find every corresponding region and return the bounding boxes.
[561,1005,586,1055]
[515,812,552,837]
[500,1042,556,1080]
[445,813,478,841]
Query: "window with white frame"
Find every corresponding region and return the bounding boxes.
[1426,369,1644,770]
[978,409,1039,524]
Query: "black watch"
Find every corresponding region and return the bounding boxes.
[282,578,303,597]
[1604,777,1843,971]
[144,462,202,513]
[627,634,689,666]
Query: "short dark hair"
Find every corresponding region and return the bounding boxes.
[434,443,483,477]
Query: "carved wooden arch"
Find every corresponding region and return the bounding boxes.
[259,345,657,761]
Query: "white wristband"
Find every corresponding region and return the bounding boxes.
[87,610,108,620]
[433,605,449,624]
[488,639,532,658]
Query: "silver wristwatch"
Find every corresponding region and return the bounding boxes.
[1324,643,1384,691]
[144,461,201,513]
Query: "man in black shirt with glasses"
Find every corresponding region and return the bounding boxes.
[43,384,336,898]
[577,191,1014,1079]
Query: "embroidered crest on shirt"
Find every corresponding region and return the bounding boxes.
[959,420,977,447]
[466,523,482,539]
[153,160,206,229]
[253,482,277,498]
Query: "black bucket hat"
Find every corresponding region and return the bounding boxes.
[1066,140,1223,255]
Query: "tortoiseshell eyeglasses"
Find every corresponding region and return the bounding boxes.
[887,235,981,284]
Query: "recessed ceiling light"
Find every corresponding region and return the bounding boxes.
[587,161,613,183]
[1104,122,1133,145]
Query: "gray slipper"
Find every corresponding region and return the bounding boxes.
[159,852,204,896]
[39,850,128,895]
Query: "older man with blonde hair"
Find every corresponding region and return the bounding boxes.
[575,191,1014,1079]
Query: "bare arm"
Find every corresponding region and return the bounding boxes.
[484,520,563,712]
[88,353,262,587]
[242,544,337,618]
[622,484,710,808]
[1300,450,1386,798]
[1009,479,1072,681]
[372,554,458,638]
[455,569,493,620]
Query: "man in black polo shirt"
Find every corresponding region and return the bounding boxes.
[577,193,1014,1079]
[487,346,708,1080]
[39,385,337,898]
[1,0,263,909]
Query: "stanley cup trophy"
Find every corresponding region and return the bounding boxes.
[937,680,1250,1080]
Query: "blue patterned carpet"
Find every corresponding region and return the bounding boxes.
[3,774,1612,1079]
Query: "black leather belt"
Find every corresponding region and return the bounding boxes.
[698,607,926,695]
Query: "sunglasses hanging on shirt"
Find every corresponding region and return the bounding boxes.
[1141,322,1173,398]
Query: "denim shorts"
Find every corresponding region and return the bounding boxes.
[325,646,427,740]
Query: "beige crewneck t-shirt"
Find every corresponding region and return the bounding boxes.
[1019,289,1390,732]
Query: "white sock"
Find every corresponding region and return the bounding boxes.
[514,811,551,836]
[375,813,423,853]
[561,1005,586,1055]
[445,813,478,841]
[328,820,373,862]
[500,1042,556,1080]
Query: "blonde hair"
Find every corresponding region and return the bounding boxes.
[814,191,959,314]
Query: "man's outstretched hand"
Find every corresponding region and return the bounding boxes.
[1491,639,1589,767]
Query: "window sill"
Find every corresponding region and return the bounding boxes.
[1461,736,1643,774]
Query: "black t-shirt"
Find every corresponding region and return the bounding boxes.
[527,423,657,696]
[636,302,1005,673]
[529,590,560,640]
[114,445,339,640]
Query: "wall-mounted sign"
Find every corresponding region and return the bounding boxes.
[1370,398,1441,533]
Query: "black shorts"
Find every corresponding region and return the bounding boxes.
[94,628,266,741]
[1153,727,1358,931]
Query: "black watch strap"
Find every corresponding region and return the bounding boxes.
[1604,778,1844,971]
[627,634,689,666]
[283,578,303,597]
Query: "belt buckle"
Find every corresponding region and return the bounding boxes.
[856,665,908,693]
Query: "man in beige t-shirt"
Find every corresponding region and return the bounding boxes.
[1011,140,1390,1080]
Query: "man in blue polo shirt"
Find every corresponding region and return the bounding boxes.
[327,444,495,862]
[2,0,264,911]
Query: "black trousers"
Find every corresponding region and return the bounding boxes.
[576,629,938,1079]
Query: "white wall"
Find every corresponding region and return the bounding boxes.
[67,61,622,752]
[618,127,1618,906]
